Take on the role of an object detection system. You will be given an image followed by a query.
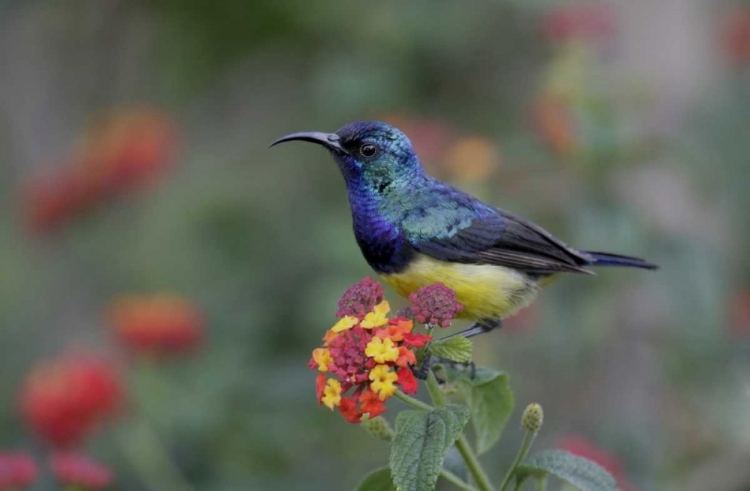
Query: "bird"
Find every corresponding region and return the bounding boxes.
[270,121,657,339]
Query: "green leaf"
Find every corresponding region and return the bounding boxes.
[516,450,620,491]
[389,405,470,491]
[458,368,514,454]
[355,467,396,491]
[428,336,473,363]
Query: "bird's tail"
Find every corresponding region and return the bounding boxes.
[585,251,659,270]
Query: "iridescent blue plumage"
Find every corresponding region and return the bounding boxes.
[270,120,657,328]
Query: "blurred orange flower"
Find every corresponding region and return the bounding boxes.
[379,114,500,181]
[50,452,113,491]
[19,354,124,448]
[531,93,579,158]
[443,137,500,182]
[21,107,179,234]
[107,294,205,356]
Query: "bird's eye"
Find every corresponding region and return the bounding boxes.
[359,143,378,158]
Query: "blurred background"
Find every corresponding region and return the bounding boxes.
[1,1,749,490]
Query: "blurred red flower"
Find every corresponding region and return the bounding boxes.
[560,436,637,491]
[50,452,113,491]
[19,354,124,447]
[107,294,205,355]
[722,8,750,65]
[21,107,179,234]
[0,452,38,490]
[541,4,617,44]
[729,290,750,337]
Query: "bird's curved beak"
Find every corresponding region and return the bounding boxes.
[269,131,348,155]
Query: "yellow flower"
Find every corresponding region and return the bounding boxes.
[360,301,390,329]
[331,316,359,333]
[312,348,333,372]
[365,336,399,364]
[369,364,398,400]
[322,378,342,409]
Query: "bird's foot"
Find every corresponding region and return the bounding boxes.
[412,354,477,381]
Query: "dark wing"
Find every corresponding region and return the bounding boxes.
[410,208,596,275]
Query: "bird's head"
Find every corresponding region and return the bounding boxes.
[270,121,424,193]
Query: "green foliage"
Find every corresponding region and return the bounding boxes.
[356,467,397,491]
[459,368,514,454]
[389,405,470,491]
[517,450,620,491]
[428,336,473,363]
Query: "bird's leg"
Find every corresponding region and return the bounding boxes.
[413,321,502,380]
[449,319,503,339]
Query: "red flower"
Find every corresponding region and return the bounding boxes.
[397,368,418,395]
[19,354,124,447]
[722,9,750,65]
[402,332,432,348]
[338,398,363,424]
[359,390,386,418]
[108,294,204,356]
[0,452,38,490]
[20,107,179,235]
[541,4,617,44]
[730,290,750,337]
[409,283,463,327]
[50,452,113,490]
[336,277,384,318]
[560,436,637,491]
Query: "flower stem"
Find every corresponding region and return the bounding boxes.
[394,390,433,410]
[425,370,446,406]
[426,370,495,491]
[441,468,480,491]
[116,418,198,491]
[498,429,537,491]
[454,436,496,491]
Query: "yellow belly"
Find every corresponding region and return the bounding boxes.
[380,254,542,321]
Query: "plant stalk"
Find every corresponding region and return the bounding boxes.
[441,469,480,491]
[426,370,496,491]
[498,429,537,491]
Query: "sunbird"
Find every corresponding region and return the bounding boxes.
[271,121,657,338]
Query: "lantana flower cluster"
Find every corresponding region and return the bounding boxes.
[310,278,463,423]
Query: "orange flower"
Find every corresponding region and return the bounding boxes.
[108,294,204,356]
[19,354,124,447]
[376,318,414,342]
